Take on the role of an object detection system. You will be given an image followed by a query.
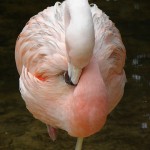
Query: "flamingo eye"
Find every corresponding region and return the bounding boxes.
[90,3,94,7]
[64,71,75,86]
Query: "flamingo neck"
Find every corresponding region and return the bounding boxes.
[65,0,95,68]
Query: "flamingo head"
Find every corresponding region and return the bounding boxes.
[65,0,95,85]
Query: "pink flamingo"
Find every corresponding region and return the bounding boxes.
[15,0,126,149]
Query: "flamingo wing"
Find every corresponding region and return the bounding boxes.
[91,5,126,112]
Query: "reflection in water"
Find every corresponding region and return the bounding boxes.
[141,122,147,129]
[129,46,150,145]
[0,0,150,150]
[132,74,141,81]
[134,3,140,10]
[132,54,150,66]
[131,53,150,88]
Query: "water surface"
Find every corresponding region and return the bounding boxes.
[0,0,150,149]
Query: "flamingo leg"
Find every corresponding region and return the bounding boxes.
[75,138,84,150]
[46,125,57,141]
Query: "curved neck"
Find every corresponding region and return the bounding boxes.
[65,0,91,22]
[65,0,95,68]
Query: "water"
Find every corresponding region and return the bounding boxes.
[0,0,150,149]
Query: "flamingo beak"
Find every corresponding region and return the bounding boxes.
[67,63,82,85]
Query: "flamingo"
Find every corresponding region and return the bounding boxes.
[15,0,126,149]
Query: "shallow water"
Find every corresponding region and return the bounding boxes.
[0,0,150,150]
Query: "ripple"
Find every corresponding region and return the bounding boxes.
[141,122,148,129]
[132,74,141,81]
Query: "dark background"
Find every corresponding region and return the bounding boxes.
[0,0,150,149]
